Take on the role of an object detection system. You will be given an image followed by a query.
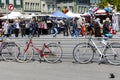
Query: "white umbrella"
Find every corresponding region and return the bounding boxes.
[0,15,18,19]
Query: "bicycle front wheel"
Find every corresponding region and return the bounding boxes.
[43,43,63,63]
[73,43,94,64]
[105,43,120,65]
[1,42,19,62]
[15,45,34,63]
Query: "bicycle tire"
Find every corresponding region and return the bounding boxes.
[42,43,63,63]
[104,43,120,65]
[73,42,94,64]
[1,42,19,62]
[15,44,34,63]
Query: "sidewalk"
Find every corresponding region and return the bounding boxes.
[7,31,120,39]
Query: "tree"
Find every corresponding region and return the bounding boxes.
[107,0,120,11]
[98,0,120,11]
[98,0,108,9]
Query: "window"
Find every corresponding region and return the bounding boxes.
[25,2,27,9]
[57,7,61,10]
[52,5,55,11]
[9,0,13,4]
[35,3,38,10]
[27,3,30,9]
[43,4,45,12]
[33,3,35,10]
[69,6,73,12]
[30,3,33,10]
[16,0,21,5]
[48,5,50,11]
[1,0,5,3]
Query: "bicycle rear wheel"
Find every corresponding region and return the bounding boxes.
[105,43,120,65]
[43,43,63,63]
[15,45,34,63]
[73,42,94,64]
[1,42,19,62]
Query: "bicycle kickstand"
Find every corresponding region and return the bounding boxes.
[98,55,104,65]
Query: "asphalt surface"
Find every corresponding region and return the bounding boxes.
[0,32,120,80]
[0,61,120,80]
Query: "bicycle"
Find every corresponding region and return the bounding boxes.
[0,37,19,61]
[73,35,120,65]
[15,37,63,63]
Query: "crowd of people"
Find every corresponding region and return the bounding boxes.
[0,16,113,38]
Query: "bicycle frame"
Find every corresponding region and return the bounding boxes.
[24,38,52,57]
[88,36,118,60]
[89,38,105,56]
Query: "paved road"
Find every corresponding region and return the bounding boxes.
[0,61,120,80]
[1,33,120,80]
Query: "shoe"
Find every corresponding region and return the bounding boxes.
[53,34,56,37]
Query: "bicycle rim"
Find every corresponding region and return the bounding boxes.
[1,42,19,62]
[43,43,63,63]
[73,43,94,64]
[15,46,34,63]
[105,45,120,65]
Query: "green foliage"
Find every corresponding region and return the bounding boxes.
[98,0,108,9]
[98,0,120,11]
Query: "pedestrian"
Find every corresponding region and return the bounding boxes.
[3,20,9,37]
[93,18,101,37]
[29,19,38,37]
[19,19,26,37]
[103,17,112,38]
[77,18,82,36]
[14,19,20,37]
[72,17,79,37]
[52,18,58,37]
[63,18,69,36]
[25,20,30,37]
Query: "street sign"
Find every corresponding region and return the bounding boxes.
[8,4,14,11]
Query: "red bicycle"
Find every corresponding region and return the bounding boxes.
[15,37,63,63]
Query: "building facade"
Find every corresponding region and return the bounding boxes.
[0,0,57,15]
[56,0,102,13]
[40,0,56,14]
[23,0,57,14]
[0,0,102,15]
[0,0,23,14]
[23,0,41,14]
[56,0,75,12]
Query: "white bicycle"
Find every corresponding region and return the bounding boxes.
[73,36,120,65]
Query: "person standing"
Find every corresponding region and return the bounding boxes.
[63,18,69,36]
[93,18,101,37]
[14,19,20,37]
[29,20,38,37]
[3,20,9,37]
[19,19,26,37]
[103,17,111,37]
[72,18,79,37]
[25,20,30,37]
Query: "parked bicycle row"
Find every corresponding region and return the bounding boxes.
[0,36,120,66]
